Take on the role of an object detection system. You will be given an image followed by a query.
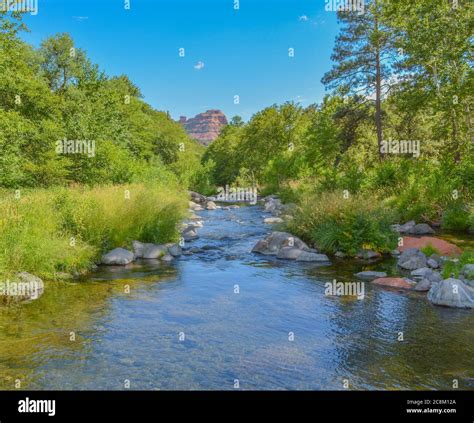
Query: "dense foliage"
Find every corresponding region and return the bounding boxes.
[204,0,473,252]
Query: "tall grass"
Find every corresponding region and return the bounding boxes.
[0,182,187,280]
[286,191,398,256]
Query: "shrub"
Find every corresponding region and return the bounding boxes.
[441,203,472,232]
[441,252,474,279]
[421,244,441,257]
[286,191,398,256]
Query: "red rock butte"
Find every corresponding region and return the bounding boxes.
[179,110,228,146]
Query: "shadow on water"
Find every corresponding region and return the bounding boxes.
[0,205,473,390]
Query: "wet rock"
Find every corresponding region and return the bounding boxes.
[410,267,432,278]
[167,243,182,257]
[189,201,204,211]
[356,250,381,260]
[372,277,415,290]
[277,247,304,260]
[409,223,435,235]
[143,244,168,259]
[188,213,201,221]
[161,254,174,262]
[397,248,427,270]
[391,250,401,257]
[182,228,199,241]
[132,240,146,258]
[206,201,217,210]
[414,278,432,292]
[296,252,330,262]
[264,217,284,224]
[355,271,387,281]
[252,231,309,256]
[428,278,474,309]
[102,248,134,265]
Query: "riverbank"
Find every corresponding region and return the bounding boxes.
[0,183,187,282]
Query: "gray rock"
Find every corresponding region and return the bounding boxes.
[391,249,401,257]
[414,278,432,292]
[355,271,387,281]
[182,228,199,241]
[396,220,416,233]
[398,248,427,270]
[189,191,208,204]
[427,258,439,269]
[356,250,381,260]
[161,254,174,262]
[411,267,432,278]
[277,247,304,260]
[132,240,146,258]
[252,231,309,256]
[102,248,134,265]
[428,278,474,309]
[296,252,330,262]
[206,201,217,210]
[167,243,182,257]
[264,198,283,214]
[335,251,347,258]
[460,264,474,279]
[409,223,435,235]
[143,244,168,259]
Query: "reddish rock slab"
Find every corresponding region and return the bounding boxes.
[397,236,461,257]
[372,277,415,290]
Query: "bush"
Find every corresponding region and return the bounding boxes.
[442,252,474,279]
[286,191,398,256]
[441,203,472,232]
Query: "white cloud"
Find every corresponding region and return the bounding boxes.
[299,15,308,22]
[194,61,205,70]
[73,16,88,22]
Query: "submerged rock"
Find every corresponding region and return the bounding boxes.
[277,247,304,260]
[296,252,330,262]
[428,278,474,309]
[356,250,381,260]
[1,272,45,302]
[355,271,387,281]
[372,277,415,290]
[101,248,134,265]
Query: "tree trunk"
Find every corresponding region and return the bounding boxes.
[374,4,383,160]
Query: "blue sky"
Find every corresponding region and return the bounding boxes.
[22,0,340,121]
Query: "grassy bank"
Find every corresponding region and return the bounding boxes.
[0,182,187,280]
[286,191,399,256]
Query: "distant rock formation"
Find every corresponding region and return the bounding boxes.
[179,110,228,146]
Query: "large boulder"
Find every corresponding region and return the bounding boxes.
[392,220,416,234]
[101,248,134,265]
[397,248,427,270]
[206,201,217,210]
[428,278,474,309]
[355,271,387,281]
[252,231,309,256]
